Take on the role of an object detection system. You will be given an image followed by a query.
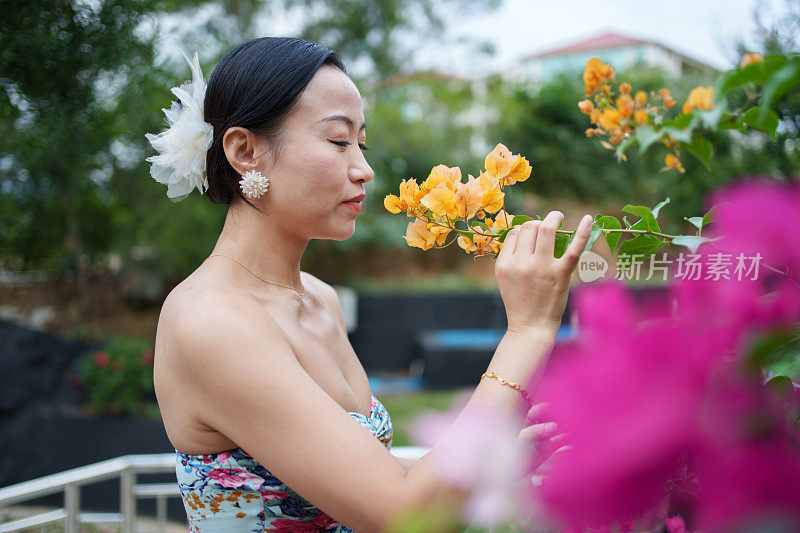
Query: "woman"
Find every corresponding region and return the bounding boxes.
[149,36,594,532]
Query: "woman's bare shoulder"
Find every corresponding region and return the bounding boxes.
[299,271,346,329]
[157,274,265,360]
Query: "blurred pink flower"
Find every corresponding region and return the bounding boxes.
[665,515,690,533]
[694,437,800,532]
[526,177,800,531]
[708,176,800,269]
[409,398,532,527]
[530,280,713,528]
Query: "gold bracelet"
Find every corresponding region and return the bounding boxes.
[480,371,532,403]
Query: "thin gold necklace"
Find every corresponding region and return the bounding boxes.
[204,254,304,297]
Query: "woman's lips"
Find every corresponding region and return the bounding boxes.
[343,200,363,213]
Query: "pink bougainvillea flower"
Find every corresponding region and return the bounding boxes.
[409,397,532,527]
[665,515,691,533]
[694,436,800,532]
[707,176,800,269]
[524,177,800,531]
[529,280,716,529]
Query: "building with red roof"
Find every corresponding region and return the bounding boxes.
[508,31,719,84]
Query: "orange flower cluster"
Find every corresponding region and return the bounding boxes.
[384,143,531,256]
[682,86,714,115]
[579,58,715,172]
[740,52,764,68]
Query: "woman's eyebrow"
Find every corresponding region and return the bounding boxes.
[318,114,367,131]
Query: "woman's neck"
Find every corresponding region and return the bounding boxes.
[210,202,309,291]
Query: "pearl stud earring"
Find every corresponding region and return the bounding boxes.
[239,170,270,199]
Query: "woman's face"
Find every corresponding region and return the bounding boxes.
[253,65,374,241]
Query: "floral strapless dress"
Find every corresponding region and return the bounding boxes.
[175,393,393,532]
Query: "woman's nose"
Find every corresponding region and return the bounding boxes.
[351,157,374,183]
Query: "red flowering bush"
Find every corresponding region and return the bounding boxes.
[75,335,155,416]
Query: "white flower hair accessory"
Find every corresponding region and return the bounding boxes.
[145,50,214,202]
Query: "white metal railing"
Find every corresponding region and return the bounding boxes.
[0,447,429,533]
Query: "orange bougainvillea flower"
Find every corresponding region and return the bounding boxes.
[635,90,647,106]
[740,52,764,68]
[422,164,461,192]
[384,194,402,214]
[428,223,451,246]
[615,94,635,119]
[457,232,493,255]
[663,153,685,173]
[454,174,484,220]
[634,109,649,126]
[502,154,532,186]
[658,88,676,109]
[619,82,632,94]
[481,187,505,214]
[682,86,714,115]
[488,209,514,232]
[384,178,422,215]
[484,143,513,180]
[589,108,601,125]
[598,108,622,132]
[404,218,437,250]
[583,58,615,94]
[578,99,595,115]
[421,181,459,219]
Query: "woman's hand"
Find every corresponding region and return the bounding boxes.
[494,211,593,334]
[517,403,570,478]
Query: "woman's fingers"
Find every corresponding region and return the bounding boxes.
[515,220,541,255]
[525,402,549,424]
[560,214,594,270]
[499,225,521,256]
[533,211,564,260]
[518,422,558,443]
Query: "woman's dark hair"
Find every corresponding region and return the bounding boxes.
[204,37,345,207]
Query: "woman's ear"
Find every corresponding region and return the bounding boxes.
[222,126,268,176]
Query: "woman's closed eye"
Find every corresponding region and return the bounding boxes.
[329,140,369,151]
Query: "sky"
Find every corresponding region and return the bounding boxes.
[427,0,790,76]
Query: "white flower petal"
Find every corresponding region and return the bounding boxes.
[144,49,213,202]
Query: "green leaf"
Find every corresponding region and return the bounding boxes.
[512,215,534,226]
[594,215,622,252]
[635,126,661,154]
[617,234,665,258]
[553,232,570,259]
[663,113,694,129]
[716,56,787,96]
[740,106,780,139]
[616,135,637,162]
[497,228,511,243]
[671,235,722,253]
[684,216,705,230]
[584,224,603,253]
[766,375,795,397]
[651,198,670,219]
[681,136,714,170]
[716,112,739,130]
[622,204,660,233]
[695,101,727,129]
[470,219,490,232]
[761,60,800,122]
[661,126,693,144]
[702,208,715,227]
